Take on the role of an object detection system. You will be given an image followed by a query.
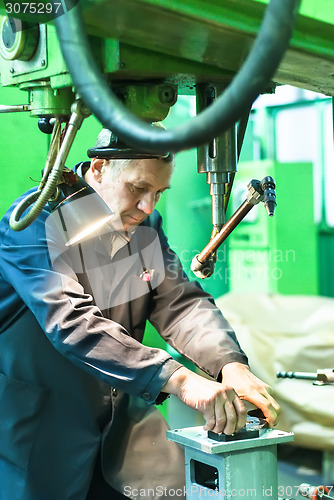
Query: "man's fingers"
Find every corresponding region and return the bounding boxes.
[203,401,222,432]
[203,414,217,432]
[203,388,247,435]
[219,396,237,435]
[169,368,254,434]
[221,363,282,429]
[233,396,247,431]
[249,392,280,427]
[221,390,246,434]
[258,383,281,417]
[210,395,228,434]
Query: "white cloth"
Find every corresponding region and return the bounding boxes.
[216,292,334,451]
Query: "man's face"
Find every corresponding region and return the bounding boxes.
[95,158,173,231]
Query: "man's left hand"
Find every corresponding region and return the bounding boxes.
[221,362,280,427]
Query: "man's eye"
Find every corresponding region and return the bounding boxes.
[130,185,144,193]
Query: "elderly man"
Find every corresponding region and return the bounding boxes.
[0,129,279,500]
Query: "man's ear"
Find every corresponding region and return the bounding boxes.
[90,158,105,183]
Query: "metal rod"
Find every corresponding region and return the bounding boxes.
[277,371,318,380]
[197,200,253,263]
[0,104,30,113]
[196,84,237,233]
[277,369,334,383]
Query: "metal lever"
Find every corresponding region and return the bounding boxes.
[191,176,276,279]
[277,369,334,385]
[0,104,31,113]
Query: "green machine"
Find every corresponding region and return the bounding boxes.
[0,0,333,234]
[0,1,332,300]
[0,0,333,238]
[0,0,332,331]
[0,0,332,448]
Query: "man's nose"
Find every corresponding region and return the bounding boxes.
[137,193,155,214]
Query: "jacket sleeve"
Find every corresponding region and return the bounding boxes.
[148,213,248,381]
[0,202,181,404]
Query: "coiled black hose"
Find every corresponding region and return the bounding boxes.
[54,0,300,154]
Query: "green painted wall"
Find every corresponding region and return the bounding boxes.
[0,85,102,218]
[228,160,319,295]
[255,0,334,25]
[0,86,48,217]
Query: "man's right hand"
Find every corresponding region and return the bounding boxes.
[162,367,247,435]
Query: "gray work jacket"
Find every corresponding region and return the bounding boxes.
[0,187,247,500]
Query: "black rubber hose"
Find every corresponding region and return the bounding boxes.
[54,0,300,154]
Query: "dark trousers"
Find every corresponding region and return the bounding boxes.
[86,457,127,500]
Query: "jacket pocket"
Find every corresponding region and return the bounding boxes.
[0,371,49,470]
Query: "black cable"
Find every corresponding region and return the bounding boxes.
[54,0,300,154]
[237,108,252,161]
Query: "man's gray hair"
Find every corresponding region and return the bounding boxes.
[105,158,134,181]
[105,154,175,182]
[94,128,115,150]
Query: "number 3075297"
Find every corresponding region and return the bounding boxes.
[5,3,62,14]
